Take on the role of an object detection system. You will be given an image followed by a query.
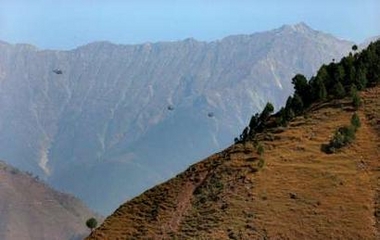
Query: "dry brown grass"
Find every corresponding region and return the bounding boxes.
[87,86,380,240]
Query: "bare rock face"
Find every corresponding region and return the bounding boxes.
[0,23,353,214]
[0,161,98,240]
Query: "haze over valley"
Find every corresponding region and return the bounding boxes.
[1,1,379,239]
[0,23,359,214]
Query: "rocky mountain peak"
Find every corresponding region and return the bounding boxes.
[278,22,313,33]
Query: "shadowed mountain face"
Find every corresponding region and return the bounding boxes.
[0,23,354,214]
[0,161,98,240]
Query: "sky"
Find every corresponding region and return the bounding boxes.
[1,0,379,50]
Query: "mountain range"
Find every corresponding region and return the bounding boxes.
[0,23,358,214]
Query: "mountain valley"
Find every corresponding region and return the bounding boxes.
[0,23,359,214]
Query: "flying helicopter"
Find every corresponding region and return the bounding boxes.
[167,105,174,111]
[207,112,214,118]
[53,69,63,74]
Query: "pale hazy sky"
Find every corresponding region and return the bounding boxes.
[1,0,379,50]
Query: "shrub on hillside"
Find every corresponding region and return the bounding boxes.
[256,143,264,156]
[322,113,361,154]
[322,126,355,154]
[331,126,356,147]
[350,113,361,130]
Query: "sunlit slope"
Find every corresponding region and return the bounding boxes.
[86,86,380,239]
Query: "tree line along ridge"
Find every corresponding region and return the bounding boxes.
[237,40,380,144]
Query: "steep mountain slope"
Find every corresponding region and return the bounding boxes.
[86,85,380,239]
[0,161,99,240]
[0,23,354,214]
[360,36,380,49]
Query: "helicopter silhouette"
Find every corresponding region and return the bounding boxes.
[53,69,63,74]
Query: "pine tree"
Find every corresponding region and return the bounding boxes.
[259,102,274,122]
[291,94,304,115]
[355,68,367,90]
[334,65,345,84]
[333,82,346,98]
[291,74,311,106]
[318,81,327,100]
[310,77,327,101]
[316,65,331,91]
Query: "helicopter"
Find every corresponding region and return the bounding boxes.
[53,69,63,74]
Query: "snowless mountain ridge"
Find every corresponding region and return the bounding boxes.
[0,23,361,214]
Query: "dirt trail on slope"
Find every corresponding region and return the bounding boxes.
[163,171,208,234]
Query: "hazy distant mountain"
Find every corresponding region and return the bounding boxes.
[0,23,355,214]
[360,35,380,49]
[0,161,98,240]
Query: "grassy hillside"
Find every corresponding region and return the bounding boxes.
[0,162,100,240]
[86,40,380,239]
[86,84,380,239]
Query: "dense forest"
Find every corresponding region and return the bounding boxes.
[237,40,380,143]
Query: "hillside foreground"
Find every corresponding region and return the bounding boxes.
[87,86,380,239]
[0,162,99,240]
